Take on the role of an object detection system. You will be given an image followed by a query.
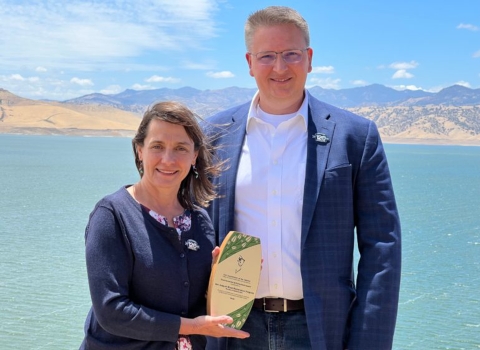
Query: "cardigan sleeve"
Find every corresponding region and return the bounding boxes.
[85,204,181,342]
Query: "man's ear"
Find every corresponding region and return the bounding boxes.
[307,47,313,73]
[246,53,254,77]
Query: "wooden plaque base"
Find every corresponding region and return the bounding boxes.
[207,231,262,329]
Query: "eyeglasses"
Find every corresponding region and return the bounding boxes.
[249,48,309,65]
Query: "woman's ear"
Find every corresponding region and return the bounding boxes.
[193,150,199,164]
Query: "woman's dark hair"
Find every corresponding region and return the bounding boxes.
[132,101,222,208]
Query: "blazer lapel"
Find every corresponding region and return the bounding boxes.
[301,95,335,247]
[217,106,249,241]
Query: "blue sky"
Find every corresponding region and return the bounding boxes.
[1,0,479,101]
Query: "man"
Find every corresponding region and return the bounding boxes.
[203,6,401,350]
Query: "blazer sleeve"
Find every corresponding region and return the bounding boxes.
[348,120,402,349]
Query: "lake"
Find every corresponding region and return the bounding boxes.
[0,134,478,349]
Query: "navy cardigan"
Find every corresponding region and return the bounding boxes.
[80,186,215,349]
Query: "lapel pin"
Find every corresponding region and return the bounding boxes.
[312,133,330,144]
[185,239,200,251]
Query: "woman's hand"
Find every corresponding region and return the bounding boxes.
[179,315,249,338]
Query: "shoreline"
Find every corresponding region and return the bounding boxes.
[381,137,480,147]
[1,130,480,147]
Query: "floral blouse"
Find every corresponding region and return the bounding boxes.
[144,205,192,237]
[142,205,193,350]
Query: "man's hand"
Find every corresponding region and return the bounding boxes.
[211,246,221,267]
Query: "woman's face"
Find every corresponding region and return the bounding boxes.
[137,119,198,192]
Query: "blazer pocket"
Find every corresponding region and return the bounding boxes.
[321,164,353,204]
[324,164,352,180]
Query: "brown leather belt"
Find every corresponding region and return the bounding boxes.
[253,298,304,312]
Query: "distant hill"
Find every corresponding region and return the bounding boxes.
[63,83,480,116]
[308,84,433,107]
[65,86,257,117]
[407,85,480,106]
[1,84,480,145]
[0,88,141,137]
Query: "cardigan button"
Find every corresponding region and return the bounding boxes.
[180,253,185,258]
[184,281,189,287]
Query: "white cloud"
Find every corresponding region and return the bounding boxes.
[426,85,448,93]
[473,50,480,58]
[100,85,123,95]
[0,74,89,100]
[206,71,235,78]
[70,77,94,86]
[0,0,220,71]
[389,61,419,70]
[392,70,414,79]
[3,74,39,83]
[454,81,471,88]
[36,66,47,72]
[388,61,418,80]
[351,80,368,86]
[457,23,479,31]
[309,77,341,89]
[145,75,181,83]
[392,85,423,91]
[10,74,25,81]
[132,83,156,90]
[311,66,335,74]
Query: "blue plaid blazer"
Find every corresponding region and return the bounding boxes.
[203,91,401,350]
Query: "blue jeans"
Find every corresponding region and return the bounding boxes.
[226,307,311,350]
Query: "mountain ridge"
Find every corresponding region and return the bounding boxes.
[62,83,480,114]
[1,85,480,145]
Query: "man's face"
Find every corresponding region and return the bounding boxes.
[246,23,313,114]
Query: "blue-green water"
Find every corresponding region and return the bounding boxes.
[0,134,479,349]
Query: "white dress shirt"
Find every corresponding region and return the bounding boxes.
[234,91,308,300]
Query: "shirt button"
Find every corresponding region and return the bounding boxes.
[273,160,278,165]
[184,281,189,287]
[180,253,185,258]
[274,284,278,289]
[272,190,277,196]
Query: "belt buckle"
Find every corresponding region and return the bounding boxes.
[264,300,279,313]
[263,298,287,313]
[263,298,278,313]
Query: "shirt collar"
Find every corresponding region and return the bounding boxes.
[246,90,309,132]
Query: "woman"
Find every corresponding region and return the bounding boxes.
[80,101,249,349]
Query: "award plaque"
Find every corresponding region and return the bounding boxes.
[207,231,261,329]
